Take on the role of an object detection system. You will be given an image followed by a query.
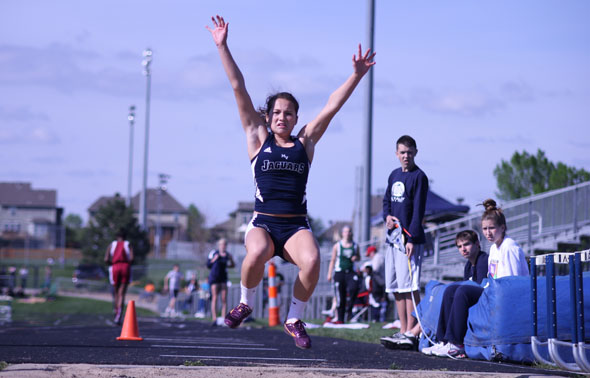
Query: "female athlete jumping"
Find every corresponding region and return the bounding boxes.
[207,15,375,349]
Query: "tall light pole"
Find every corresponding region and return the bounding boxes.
[139,48,152,230]
[126,105,136,207]
[360,0,376,245]
[155,173,170,259]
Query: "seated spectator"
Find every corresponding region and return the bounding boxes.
[383,228,488,350]
[182,277,199,312]
[366,245,387,321]
[194,280,210,318]
[361,262,386,322]
[139,283,156,303]
[423,199,529,358]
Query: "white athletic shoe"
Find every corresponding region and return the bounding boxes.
[432,342,452,357]
[421,342,445,356]
[380,332,406,349]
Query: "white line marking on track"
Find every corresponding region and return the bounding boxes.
[144,337,264,346]
[161,354,327,362]
[152,345,278,351]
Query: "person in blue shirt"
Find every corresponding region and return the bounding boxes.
[380,135,429,348]
[386,229,489,350]
[421,230,488,356]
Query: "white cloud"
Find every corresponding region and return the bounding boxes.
[0,125,60,145]
[0,105,50,122]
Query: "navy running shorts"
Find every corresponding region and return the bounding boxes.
[245,213,311,260]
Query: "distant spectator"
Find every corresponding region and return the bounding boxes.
[194,280,210,318]
[207,238,235,326]
[41,265,52,293]
[183,276,200,312]
[19,266,29,291]
[327,225,360,323]
[8,266,17,296]
[366,245,387,321]
[163,264,183,317]
[139,283,156,303]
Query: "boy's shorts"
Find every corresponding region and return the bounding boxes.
[384,242,423,294]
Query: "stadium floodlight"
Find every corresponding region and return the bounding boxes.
[155,173,170,259]
[139,48,153,232]
[127,105,136,207]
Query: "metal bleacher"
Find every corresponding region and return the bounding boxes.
[421,181,590,283]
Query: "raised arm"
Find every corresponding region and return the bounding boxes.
[206,15,267,158]
[299,44,376,149]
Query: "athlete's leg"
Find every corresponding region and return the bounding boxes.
[334,271,347,322]
[393,292,408,333]
[405,290,420,330]
[437,284,460,342]
[220,284,228,319]
[444,285,483,345]
[345,272,359,322]
[243,228,274,289]
[117,283,128,312]
[283,229,320,302]
[225,228,273,328]
[210,283,219,320]
[113,283,121,312]
[282,230,318,349]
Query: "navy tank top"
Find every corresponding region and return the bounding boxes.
[251,134,310,214]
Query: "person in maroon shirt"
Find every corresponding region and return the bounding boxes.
[104,230,134,324]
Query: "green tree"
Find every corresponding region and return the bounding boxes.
[64,213,84,248]
[81,194,149,265]
[308,214,327,244]
[494,149,590,200]
[187,204,209,242]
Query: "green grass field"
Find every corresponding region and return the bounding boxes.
[305,323,396,344]
[11,295,157,321]
[250,319,397,345]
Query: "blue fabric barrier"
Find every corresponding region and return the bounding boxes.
[416,274,590,363]
[465,273,590,363]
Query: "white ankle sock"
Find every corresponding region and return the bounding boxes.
[286,296,307,323]
[240,282,256,306]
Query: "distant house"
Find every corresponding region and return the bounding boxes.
[318,220,353,247]
[210,201,254,243]
[88,189,188,248]
[0,182,63,249]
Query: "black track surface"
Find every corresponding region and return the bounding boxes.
[0,316,570,375]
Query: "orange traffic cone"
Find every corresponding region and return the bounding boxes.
[116,300,143,341]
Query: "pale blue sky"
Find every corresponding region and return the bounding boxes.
[1,1,589,227]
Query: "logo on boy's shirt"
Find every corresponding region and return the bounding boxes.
[488,260,499,279]
[391,181,406,203]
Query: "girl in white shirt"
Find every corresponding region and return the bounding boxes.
[482,199,529,279]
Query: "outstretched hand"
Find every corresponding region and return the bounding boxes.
[206,15,228,47]
[353,44,376,76]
